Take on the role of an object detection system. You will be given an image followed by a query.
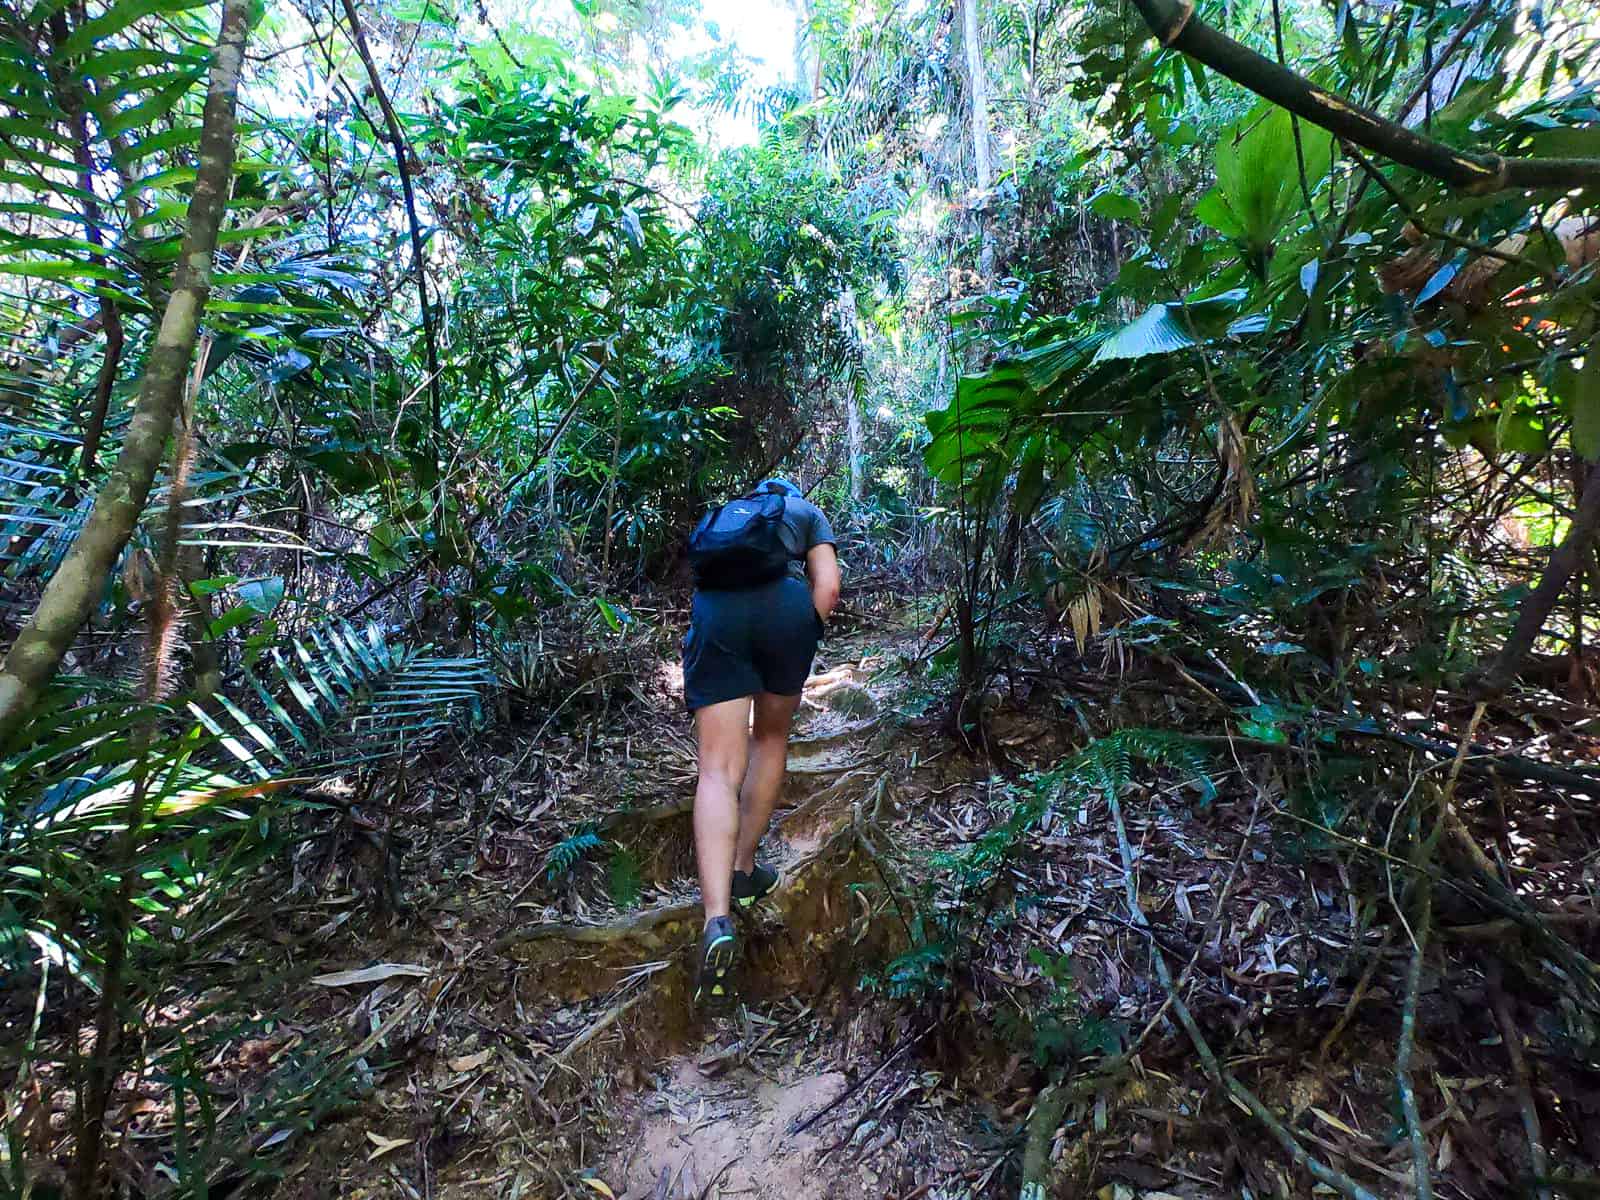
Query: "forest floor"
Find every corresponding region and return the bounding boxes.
[106,604,1600,1199]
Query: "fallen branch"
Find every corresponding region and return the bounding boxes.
[1440,913,1600,941]
[553,988,651,1066]
[1184,724,1600,795]
[493,901,700,953]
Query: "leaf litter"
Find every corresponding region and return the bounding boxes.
[79,603,1600,1199]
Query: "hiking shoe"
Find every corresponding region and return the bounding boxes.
[732,863,780,909]
[694,916,738,1009]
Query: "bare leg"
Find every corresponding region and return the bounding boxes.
[735,691,802,873]
[694,697,751,923]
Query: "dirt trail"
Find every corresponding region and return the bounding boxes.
[252,623,1000,1200]
[479,646,985,1200]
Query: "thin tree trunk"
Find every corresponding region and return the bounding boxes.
[602,396,622,575]
[789,0,816,101]
[0,0,255,750]
[47,12,124,481]
[838,286,863,502]
[1478,459,1600,696]
[337,0,447,526]
[961,0,992,193]
[847,388,863,502]
[961,0,995,277]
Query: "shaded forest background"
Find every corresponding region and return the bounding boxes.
[2,0,1600,1194]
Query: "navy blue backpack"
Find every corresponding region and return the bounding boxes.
[688,486,792,589]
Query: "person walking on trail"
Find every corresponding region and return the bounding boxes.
[682,478,841,1008]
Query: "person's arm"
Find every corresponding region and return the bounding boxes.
[806,543,841,623]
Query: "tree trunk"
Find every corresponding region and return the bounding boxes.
[47,11,124,482]
[961,0,995,277]
[0,0,255,749]
[1477,459,1600,696]
[836,287,863,502]
[847,386,863,502]
[788,0,816,101]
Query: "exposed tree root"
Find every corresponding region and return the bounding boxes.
[1017,1083,1069,1200]
[494,900,703,953]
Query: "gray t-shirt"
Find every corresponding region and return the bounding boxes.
[777,496,836,581]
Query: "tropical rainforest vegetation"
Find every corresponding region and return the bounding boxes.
[2,0,1600,1194]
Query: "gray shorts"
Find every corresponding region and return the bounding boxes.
[683,576,822,712]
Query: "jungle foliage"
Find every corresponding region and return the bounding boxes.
[2,0,1599,1192]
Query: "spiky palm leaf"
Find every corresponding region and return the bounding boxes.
[0,690,289,987]
[189,621,495,778]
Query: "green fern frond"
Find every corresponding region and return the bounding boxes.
[545,827,603,883]
[1043,728,1215,811]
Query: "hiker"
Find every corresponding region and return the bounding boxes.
[682,478,841,1007]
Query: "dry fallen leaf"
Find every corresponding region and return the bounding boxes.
[1309,1106,1362,1139]
[311,963,430,988]
[365,1132,413,1161]
[447,1049,493,1073]
[580,1179,616,1199]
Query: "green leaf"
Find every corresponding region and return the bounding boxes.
[62,0,214,56]
[1207,105,1332,258]
[208,604,259,638]
[237,576,285,616]
[1092,290,1250,363]
[1573,337,1600,461]
[1416,262,1458,305]
[1087,188,1140,222]
[0,261,124,282]
[1299,259,1319,297]
[188,574,239,598]
[1495,408,1548,456]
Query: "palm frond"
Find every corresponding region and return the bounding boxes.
[190,621,495,777]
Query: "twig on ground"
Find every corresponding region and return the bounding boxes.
[789,1026,930,1136]
[1395,856,1435,1200]
[1488,964,1552,1200]
[1128,788,1262,1055]
[1318,926,1396,1061]
[554,988,651,1066]
[1106,786,1382,1200]
[1396,702,1484,1200]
